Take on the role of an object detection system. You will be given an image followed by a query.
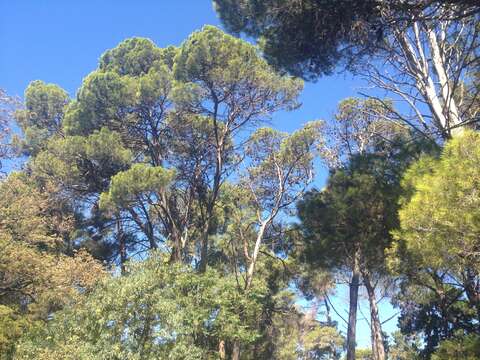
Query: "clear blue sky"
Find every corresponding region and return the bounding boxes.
[0,0,398,349]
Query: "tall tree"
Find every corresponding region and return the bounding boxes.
[297,97,422,360]
[15,80,69,155]
[173,25,302,271]
[28,28,302,271]
[388,129,480,357]
[214,1,480,139]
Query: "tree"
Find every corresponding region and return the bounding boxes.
[271,298,344,360]
[173,25,302,271]
[9,27,363,360]
[431,333,480,360]
[214,0,479,78]
[15,80,69,155]
[388,129,480,356]
[0,173,104,357]
[14,253,267,360]
[220,123,321,359]
[241,122,322,290]
[298,161,396,360]
[387,331,421,360]
[214,1,480,139]
[298,98,420,360]
[29,27,302,271]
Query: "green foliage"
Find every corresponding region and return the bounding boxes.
[15,80,69,154]
[63,71,136,135]
[0,173,105,357]
[100,163,175,210]
[432,333,480,360]
[0,305,34,360]
[33,127,132,193]
[387,331,420,360]
[213,0,383,79]
[245,122,322,213]
[99,37,165,76]
[354,348,373,360]
[213,0,479,80]
[389,130,480,356]
[392,130,480,274]
[0,89,20,167]
[15,253,267,359]
[173,25,302,118]
[298,158,399,273]
[272,304,344,360]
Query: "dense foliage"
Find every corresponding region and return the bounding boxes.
[1,2,479,359]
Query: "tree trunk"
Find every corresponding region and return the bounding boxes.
[116,216,127,274]
[324,297,338,358]
[346,248,361,360]
[232,340,240,360]
[198,219,211,273]
[168,227,183,263]
[245,221,268,290]
[363,271,385,360]
[218,339,226,359]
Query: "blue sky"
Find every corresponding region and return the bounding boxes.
[0,0,398,349]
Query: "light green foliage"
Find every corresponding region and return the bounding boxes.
[100,163,175,210]
[15,253,267,360]
[387,331,420,360]
[387,130,480,355]
[15,80,69,154]
[391,130,480,274]
[33,127,132,193]
[354,349,373,360]
[0,305,34,360]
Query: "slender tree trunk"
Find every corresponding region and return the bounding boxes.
[346,248,361,360]
[245,221,268,290]
[116,216,127,274]
[363,271,385,360]
[324,297,338,358]
[199,101,223,273]
[232,341,240,360]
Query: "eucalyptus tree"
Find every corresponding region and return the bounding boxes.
[214,0,480,139]
[241,122,323,291]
